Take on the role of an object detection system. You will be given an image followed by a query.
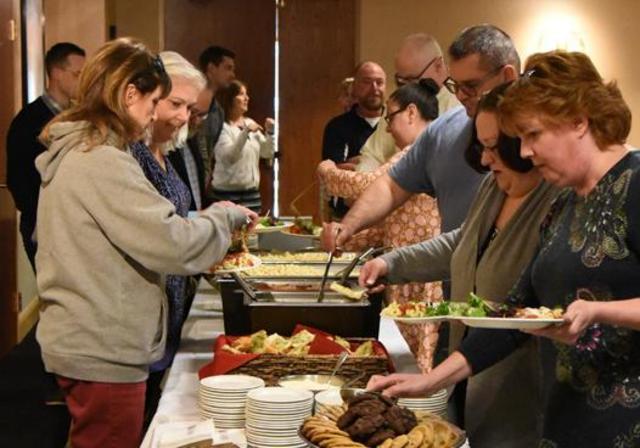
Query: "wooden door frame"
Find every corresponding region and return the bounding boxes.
[0,0,19,357]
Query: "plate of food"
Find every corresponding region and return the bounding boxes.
[254,216,292,234]
[209,228,262,274]
[458,316,563,330]
[281,218,322,239]
[380,301,452,324]
[459,306,564,330]
[381,293,564,329]
[210,252,261,274]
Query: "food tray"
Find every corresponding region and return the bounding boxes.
[217,277,383,337]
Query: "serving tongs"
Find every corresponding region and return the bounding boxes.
[334,246,391,286]
[231,271,270,302]
[318,228,341,302]
[317,250,335,303]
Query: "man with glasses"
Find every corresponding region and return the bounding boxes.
[323,24,520,375]
[326,24,519,243]
[357,33,459,172]
[168,88,212,211]
[322,22,521,443]
[321,61,386,218]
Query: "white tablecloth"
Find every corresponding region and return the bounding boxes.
[141,283,468,447]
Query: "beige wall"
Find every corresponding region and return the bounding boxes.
[357,0,640,145]
[44,0,106,56]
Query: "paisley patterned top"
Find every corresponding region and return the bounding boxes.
[460,151,640,447]
[130,142,192,372]
[319,147,443,371]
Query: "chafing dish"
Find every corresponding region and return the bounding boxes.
[217,276,383,338]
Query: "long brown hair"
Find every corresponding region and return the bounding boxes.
[217,79,247,121]
[41,37,171,149]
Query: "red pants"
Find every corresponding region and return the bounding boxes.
[56,376,146,448]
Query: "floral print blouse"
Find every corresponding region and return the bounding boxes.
[319,147,443,371]
[459,151,640,447]
[130,142,192,372]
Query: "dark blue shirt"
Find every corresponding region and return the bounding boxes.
[322,105,378,216]
[130,142,191,371]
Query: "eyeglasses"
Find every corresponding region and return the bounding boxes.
[444,65,505,97]
[384,106,407,124]
[394,56,439,87]
[189,106,209,120]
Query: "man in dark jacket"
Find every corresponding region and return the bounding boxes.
[6,42,85,270]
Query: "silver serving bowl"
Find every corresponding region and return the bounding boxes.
[278,374,346,393]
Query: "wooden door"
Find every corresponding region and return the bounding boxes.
[163,0,276,213]
[278,0,356,220]
[0,0,18,357]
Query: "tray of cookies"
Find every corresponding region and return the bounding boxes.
[299,392,465,448]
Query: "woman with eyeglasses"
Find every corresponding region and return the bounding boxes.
[318,79,443,371]
[35,38,256,447]
[210,80,275,213]
[361,82,560,447]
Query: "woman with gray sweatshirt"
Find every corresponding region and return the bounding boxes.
[34,38,256,448]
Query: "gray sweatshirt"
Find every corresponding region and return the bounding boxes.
[35,121,245,383]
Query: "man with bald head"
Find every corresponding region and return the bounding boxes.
[357,33,459,172]
[321,61,386,218]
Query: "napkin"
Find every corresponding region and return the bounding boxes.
[154,419,214,448]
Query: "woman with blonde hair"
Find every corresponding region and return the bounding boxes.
[36,38,255,447]
[127,50,208,423]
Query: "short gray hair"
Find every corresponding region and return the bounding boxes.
[159,51,206,91]
[448,24,520,72]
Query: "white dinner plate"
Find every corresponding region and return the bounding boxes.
[385,315,449,325]
[247,387,314,403]
[200,374,265,390]
[458,316,564,330]
[211,253,262,274]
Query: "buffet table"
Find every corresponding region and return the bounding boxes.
[141,280,466,448]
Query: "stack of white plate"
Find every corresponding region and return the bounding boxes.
[397,388,448,418]
[246,387,314,448]
[198,375,265,429]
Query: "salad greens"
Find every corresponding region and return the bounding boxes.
[258,216,285,227]
[382,292,563,320]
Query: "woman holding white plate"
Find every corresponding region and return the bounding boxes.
[360,82,559,448]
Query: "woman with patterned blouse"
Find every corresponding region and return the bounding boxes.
[368,50,640,448]
[129,51,208,424]
[317,79,442,371]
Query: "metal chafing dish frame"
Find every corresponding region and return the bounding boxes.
[217,275,383,338]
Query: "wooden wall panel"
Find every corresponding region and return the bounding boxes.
[164,0,276,212]
[278,0,356,220]
[0,0,18,356]
[44,0,106,57]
